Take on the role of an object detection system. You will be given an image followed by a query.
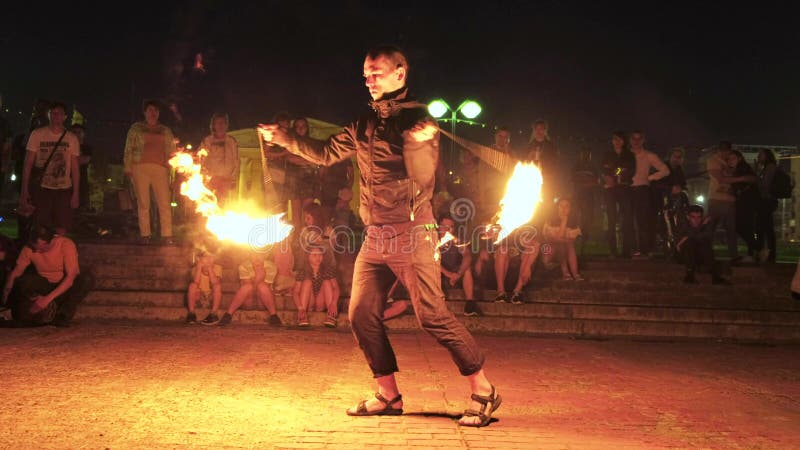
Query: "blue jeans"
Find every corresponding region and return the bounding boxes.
[348,222,485,378]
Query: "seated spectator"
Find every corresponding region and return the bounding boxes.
[727,150,760,262]
[490,222,541,305]
[185,251,222,325]
[218,251,282,327]
[676,205,731,285]
[1,225,93,327]
[542,198,584,281]
[293,246,339,328]
[439,217,483,316]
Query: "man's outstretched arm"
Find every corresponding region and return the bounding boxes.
[258,123,357,167]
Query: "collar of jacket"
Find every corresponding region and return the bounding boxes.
[369,88,423,119]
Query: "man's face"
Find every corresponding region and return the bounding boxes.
[363,56,406,101]
[48,108,66,128]
[32,239,53,253]
[439,218,455,238]
[144,105,160,124]
[494,130,510,149]
[687,211,703,228]
[612,135,625,149]
[630,133,644,149]
[532,124,547,141]
[294,119,309,137]
[212,117,228,135]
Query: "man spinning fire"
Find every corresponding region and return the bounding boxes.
[259,45,500,427]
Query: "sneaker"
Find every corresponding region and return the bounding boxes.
[493,292,508,303]
[683,272,697,284]
[573,274,585,281]
[324,316,337,328]
[297,315,310,327]
[510,292,524,304]
[463,301,483,316]
[200,313,220,325]
[217,313,233,327]
[185,312,197,324]
[268,314,283,326]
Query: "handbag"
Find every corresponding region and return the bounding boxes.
[29,129,67,189]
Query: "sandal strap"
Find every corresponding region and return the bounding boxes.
[374,392,402,407]
[356,400,369,414]
[462,409,485,418]
[470,385,497,405]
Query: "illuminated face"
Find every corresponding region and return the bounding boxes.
[629,133,645,149]
[612,135,625,150]
[532,124,547,141]
[558,200,571,217]
[494,130,510,149]
[307,249,324,266]
[726,153,739,169]
[48,107,66,128]
[439,218,455,238]
[363,55,405,101]
[304,213,314,227]
[687,211,703,228]
[212,117,228,135]
[32,239,54,253]
[294,119,309,137]
[144,105,160,125]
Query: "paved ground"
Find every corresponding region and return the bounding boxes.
[1,321,799,450]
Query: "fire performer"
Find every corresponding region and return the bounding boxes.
[259,45,500,427]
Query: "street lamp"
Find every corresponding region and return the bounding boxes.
[427,99,483,165]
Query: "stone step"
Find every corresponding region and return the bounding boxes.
[73,305,800,342]
[81,291,800,326]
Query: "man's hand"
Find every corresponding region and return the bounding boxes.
[408,122,437,143]
[29,295,52,314]
[258,124,291,148]
[445,271,460,287]
[676,236,688,252]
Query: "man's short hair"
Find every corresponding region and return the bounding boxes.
[687,204,704,215]
[494,126,510,135]
[48,101,67,113]
[532,119,548,129]
[209,112,229,131]
[718,140,733,151]
[27,225,56,247]
[366,45,409,71]
[612,130,626,141]
[141,98,162,113]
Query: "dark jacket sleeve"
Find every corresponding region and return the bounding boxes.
[286,122,358,167]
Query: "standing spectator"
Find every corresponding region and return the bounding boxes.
[291,117,323,220]
[185,251,222,325]
[199,113,239,206]
[706,141,738,262]
[542,198,584,281]
[676,205,731,285]
[571,148,598,255]
[652,147,687,250]
[527,120,559,204]
[755,149,779,263]
[601,131,635,258]
[217,251,282,327]
[11,99,51,244]
[1,225,93,327]
[70,123,93,211]
[727,150,759,262]
[124,99,177,245]
[20,101,80,236]
[629,131,670,259]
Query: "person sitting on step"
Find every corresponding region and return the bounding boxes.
[676,204,732,285]
[293,245,339,328]
[2,225,93,327]
[217,251,282,327]
[542,198,584,281]
[438,216,482,316]
[185,250,222,324]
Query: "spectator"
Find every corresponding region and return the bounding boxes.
[676,204,731,285]
[727,150,759,262]
[652,147,687,246]
[185,251,222,325]
[1,225,93,327]
[491,224,541,305]
[199,113,239,206]
[755,149,779,263]
[20,101,81,236]
[11,99,51,244]
[70,123,93,211]
[601,131,635,258]
[706,140,738,262]
[124,99,177,245]
[439,217,482,316]
[291,117,323,223]
[571,148,598,255]
[527,119,559,203]
[542,198,584,281]
[629,131,669,259]
[293,246,339,328]
[217,251,282,327]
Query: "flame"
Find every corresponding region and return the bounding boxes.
[492,162,543,243]
[168,151,292,246]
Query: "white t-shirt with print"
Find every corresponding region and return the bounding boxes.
[26,127,80,190]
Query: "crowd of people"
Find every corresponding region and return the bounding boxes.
[0,94,789,328]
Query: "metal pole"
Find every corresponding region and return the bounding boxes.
[451,110,457,168]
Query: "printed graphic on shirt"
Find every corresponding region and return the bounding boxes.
[26,128,79,190]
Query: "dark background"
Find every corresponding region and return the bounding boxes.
[2,1,799,163]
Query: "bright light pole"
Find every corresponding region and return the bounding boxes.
[428,99,482,161]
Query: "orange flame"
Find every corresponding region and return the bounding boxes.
[493,162,543,243]
[168,150,293,246]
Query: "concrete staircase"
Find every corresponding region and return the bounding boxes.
[74,242,800,342]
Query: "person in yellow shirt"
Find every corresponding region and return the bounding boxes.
[186,251,222,325]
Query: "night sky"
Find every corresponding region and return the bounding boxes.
[2,1,799,162]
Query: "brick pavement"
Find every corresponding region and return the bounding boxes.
[1,321,799,449]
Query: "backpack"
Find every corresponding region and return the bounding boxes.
[770,167,794,199]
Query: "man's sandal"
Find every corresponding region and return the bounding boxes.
[460,385,502,427]
[346,392,403,416]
